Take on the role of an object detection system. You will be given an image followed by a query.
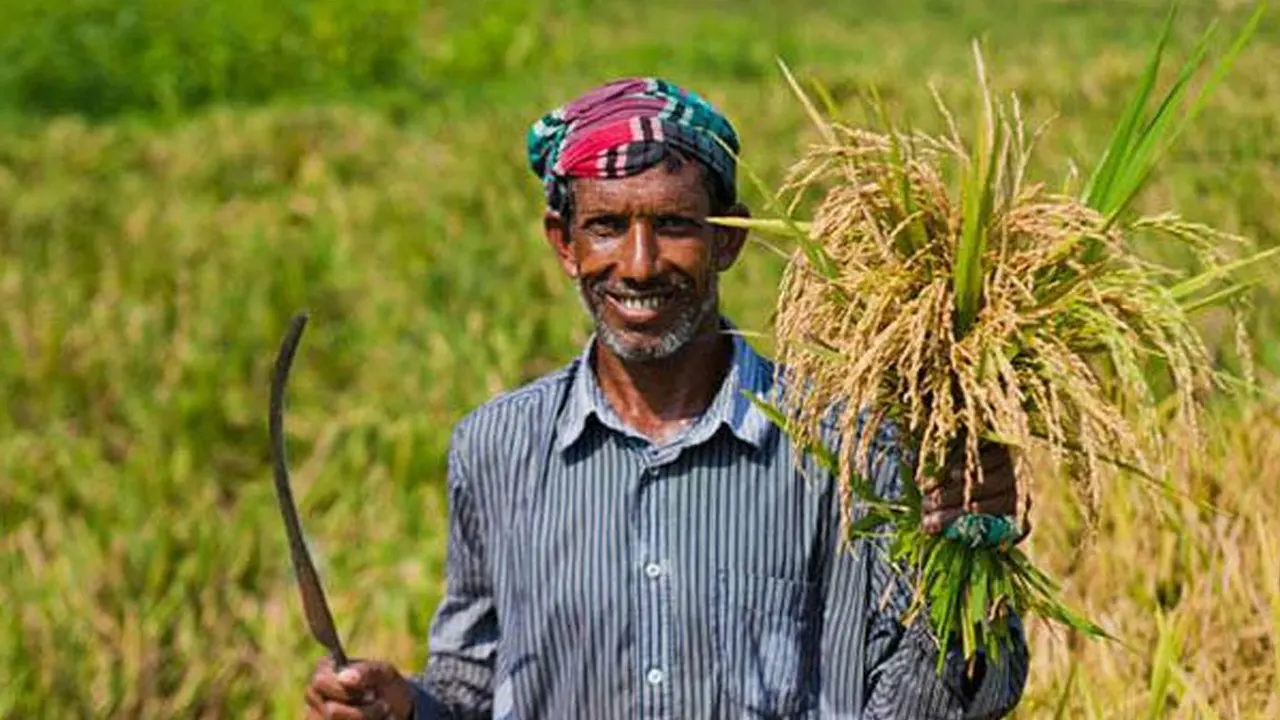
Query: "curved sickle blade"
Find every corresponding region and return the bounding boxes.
[269,311,349,668]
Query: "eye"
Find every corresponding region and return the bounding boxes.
[654,215,701,235]
[582,214,628,238]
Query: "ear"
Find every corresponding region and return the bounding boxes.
[711,202,750,272]
[543,210,579,279]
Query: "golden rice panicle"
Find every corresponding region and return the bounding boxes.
[771,90,1216,533]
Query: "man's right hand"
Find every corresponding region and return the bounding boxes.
[305,657,415,720]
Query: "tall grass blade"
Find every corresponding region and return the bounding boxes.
[1101,28,1217,223]
[1145,610,1182,720]
[1178,279,1259,313]
[1172,0,1268,152]
[1086,1,1265,228]
[777,58,838,146]
[954,44,1000,337]
[712,133,840,282]
[1083,4,1177,214]
[1169,245,1280,300]
[706,216,813,238]
[1052,660,1080,720]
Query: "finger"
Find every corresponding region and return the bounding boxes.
[978,442,1013,469]
[942,443,1011,486]
[305,685,327,712]
[922,507,964,535]
[923,475,1011,514]
[968,490,1017,517]
[313,668,362,704]
[322,700,390,720]
[337,662,391,705]
[337,663,381,694]
[944,437,1008,465]
[922,482,964,514]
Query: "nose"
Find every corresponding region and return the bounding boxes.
[618,217,660,283]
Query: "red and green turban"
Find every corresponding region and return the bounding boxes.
[527,78,740,212]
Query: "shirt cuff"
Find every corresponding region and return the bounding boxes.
[407,677,447,720]
[948,618,1030,718]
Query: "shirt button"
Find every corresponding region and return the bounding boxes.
[644,562,663,579]
[646,668,665,685]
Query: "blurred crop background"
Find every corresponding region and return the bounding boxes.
[1,0,1278,717]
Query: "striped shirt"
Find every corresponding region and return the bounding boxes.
[409,322,1028,719]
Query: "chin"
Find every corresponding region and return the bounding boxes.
[582,281,720,363]
[598,325,690,362]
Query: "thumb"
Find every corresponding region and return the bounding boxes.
[336,664,363,687]
[338,660,398,690]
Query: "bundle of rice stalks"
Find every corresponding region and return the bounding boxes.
[718,4,1276,670]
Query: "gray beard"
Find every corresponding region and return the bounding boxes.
[579,276,719,363]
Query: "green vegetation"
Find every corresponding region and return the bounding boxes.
[0,0,425,117]
[2,1,1278,717]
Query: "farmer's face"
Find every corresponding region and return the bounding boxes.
[544,160,746,362]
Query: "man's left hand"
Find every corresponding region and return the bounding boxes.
[921,442,1029,539]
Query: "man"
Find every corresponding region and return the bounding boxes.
[306,78,1029,719]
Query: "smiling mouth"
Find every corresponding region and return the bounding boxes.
[602,290,678,319]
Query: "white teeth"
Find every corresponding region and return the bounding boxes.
[617,295,666,311]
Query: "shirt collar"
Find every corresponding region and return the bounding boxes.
[555,318,775,453]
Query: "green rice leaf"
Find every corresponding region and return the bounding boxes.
[1172,0,1267,155]
[706,216,813,238]
[807,75,843,122]
[742,392,894,508]
[743,392,838,472]
[711,133,841,282]
[960,574,978,660]
[1146,611,1180,720]
[848,510,892,536]
[922,538,953,593]
[1053,661,1080,720]
[777,57,838,146]
[1098,23,1217,224]
[1169,245,1280,300]
[967,553,991,653]
[1084,1,1265,228]
[869,87,926,257]
[794,336,847,365]
[1083,5,1177,215]
[1179,279,1260,313]
[954,43,1001,338]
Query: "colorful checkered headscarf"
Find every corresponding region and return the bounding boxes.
[527,78,740,213]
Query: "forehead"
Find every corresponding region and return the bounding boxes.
[571,161,710,215]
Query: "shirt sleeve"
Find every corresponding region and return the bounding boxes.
[821,433,1030,719]
[407,435,498,719]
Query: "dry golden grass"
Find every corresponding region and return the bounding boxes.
[4,2,1278,716]
[1018,400,1280,718]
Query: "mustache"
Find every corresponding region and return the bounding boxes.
[587,276,694,298]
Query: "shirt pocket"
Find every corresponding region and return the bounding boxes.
[713,570,820,717]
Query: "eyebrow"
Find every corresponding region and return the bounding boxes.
[576,203,705,219]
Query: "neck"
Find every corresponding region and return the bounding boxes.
[592,314,733,444]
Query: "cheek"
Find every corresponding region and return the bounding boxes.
[676,245,717,289]
[570,241,609,279]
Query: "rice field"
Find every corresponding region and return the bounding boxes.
[1,1,1278,717]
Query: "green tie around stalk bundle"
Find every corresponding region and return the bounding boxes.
[942,514,1023,549]
[748,398,1109,674]
[864,453,1106,675]
[724,1,1272,673]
